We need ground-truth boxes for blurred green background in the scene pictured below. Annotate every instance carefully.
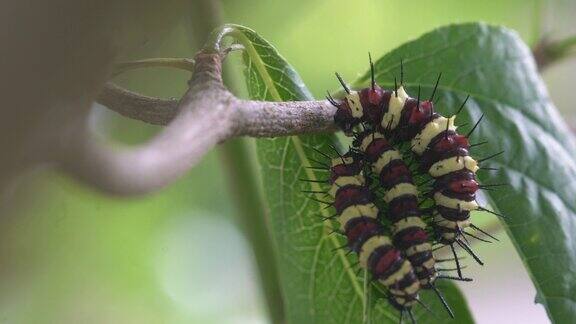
[2,0,575,323]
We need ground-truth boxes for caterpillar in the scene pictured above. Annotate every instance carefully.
[328,58,502,272]
[301,57,505,322]
[305,150,422,321]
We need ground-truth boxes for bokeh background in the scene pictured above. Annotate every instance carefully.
[2,0,575,323]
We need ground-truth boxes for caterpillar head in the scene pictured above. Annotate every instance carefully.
[333,104,357,134]
[332,91,364,134]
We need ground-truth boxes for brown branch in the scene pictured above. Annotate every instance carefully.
[97,83,178,125]
[59,50,336,195]
[97,83,336,135]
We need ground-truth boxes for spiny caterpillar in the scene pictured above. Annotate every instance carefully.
[327,57,503,272]
[302,56,504,323]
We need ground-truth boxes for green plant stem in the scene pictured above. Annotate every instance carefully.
[188,1,285,323]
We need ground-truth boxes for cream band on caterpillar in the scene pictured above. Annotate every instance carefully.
[338,204,379,231]
[383,183,419,203]
[433,192,479,211]
[328,175,366,196]
[418,257,436,270]
[434,214,471,230]
[390,217,428,234]
[391,280,421,295]
[411,116,457,155]
[380,260,413,286]
[345,91,364,118]
[358,235,391,268]
[360,131,385,151]
[381,86,409,130]
[405,243,433,256]
[373,150,403,173]
[429,156,479,177]
[330,156,355,167]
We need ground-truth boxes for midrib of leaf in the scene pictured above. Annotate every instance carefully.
[234,29,394,319]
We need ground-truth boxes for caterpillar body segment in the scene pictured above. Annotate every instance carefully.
[353,131,437,288]
[324,153,422,310]
[399,106,481,245]
[331,72,391,134]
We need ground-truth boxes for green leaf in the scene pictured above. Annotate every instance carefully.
[352,22,576,323]
[219,24,473,323]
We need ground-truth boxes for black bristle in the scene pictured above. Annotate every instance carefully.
[335,72,351,94]
[456,239,484,265]
[469,140,488,148]
[369,53,376,90]
[477,150,504,163]
[431,284,454,319]
[471,223,500,241]
[466,114,484,138]
[326,91,338,106]
[464,231,492,243]
[308,158,329,168]
[455,94,470,116]
[311,147,332,160]
[429,72,442,101]
[477,206,506,218]
[450,244,463,279]
[408,310,416,324]
[437,275,473,282]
